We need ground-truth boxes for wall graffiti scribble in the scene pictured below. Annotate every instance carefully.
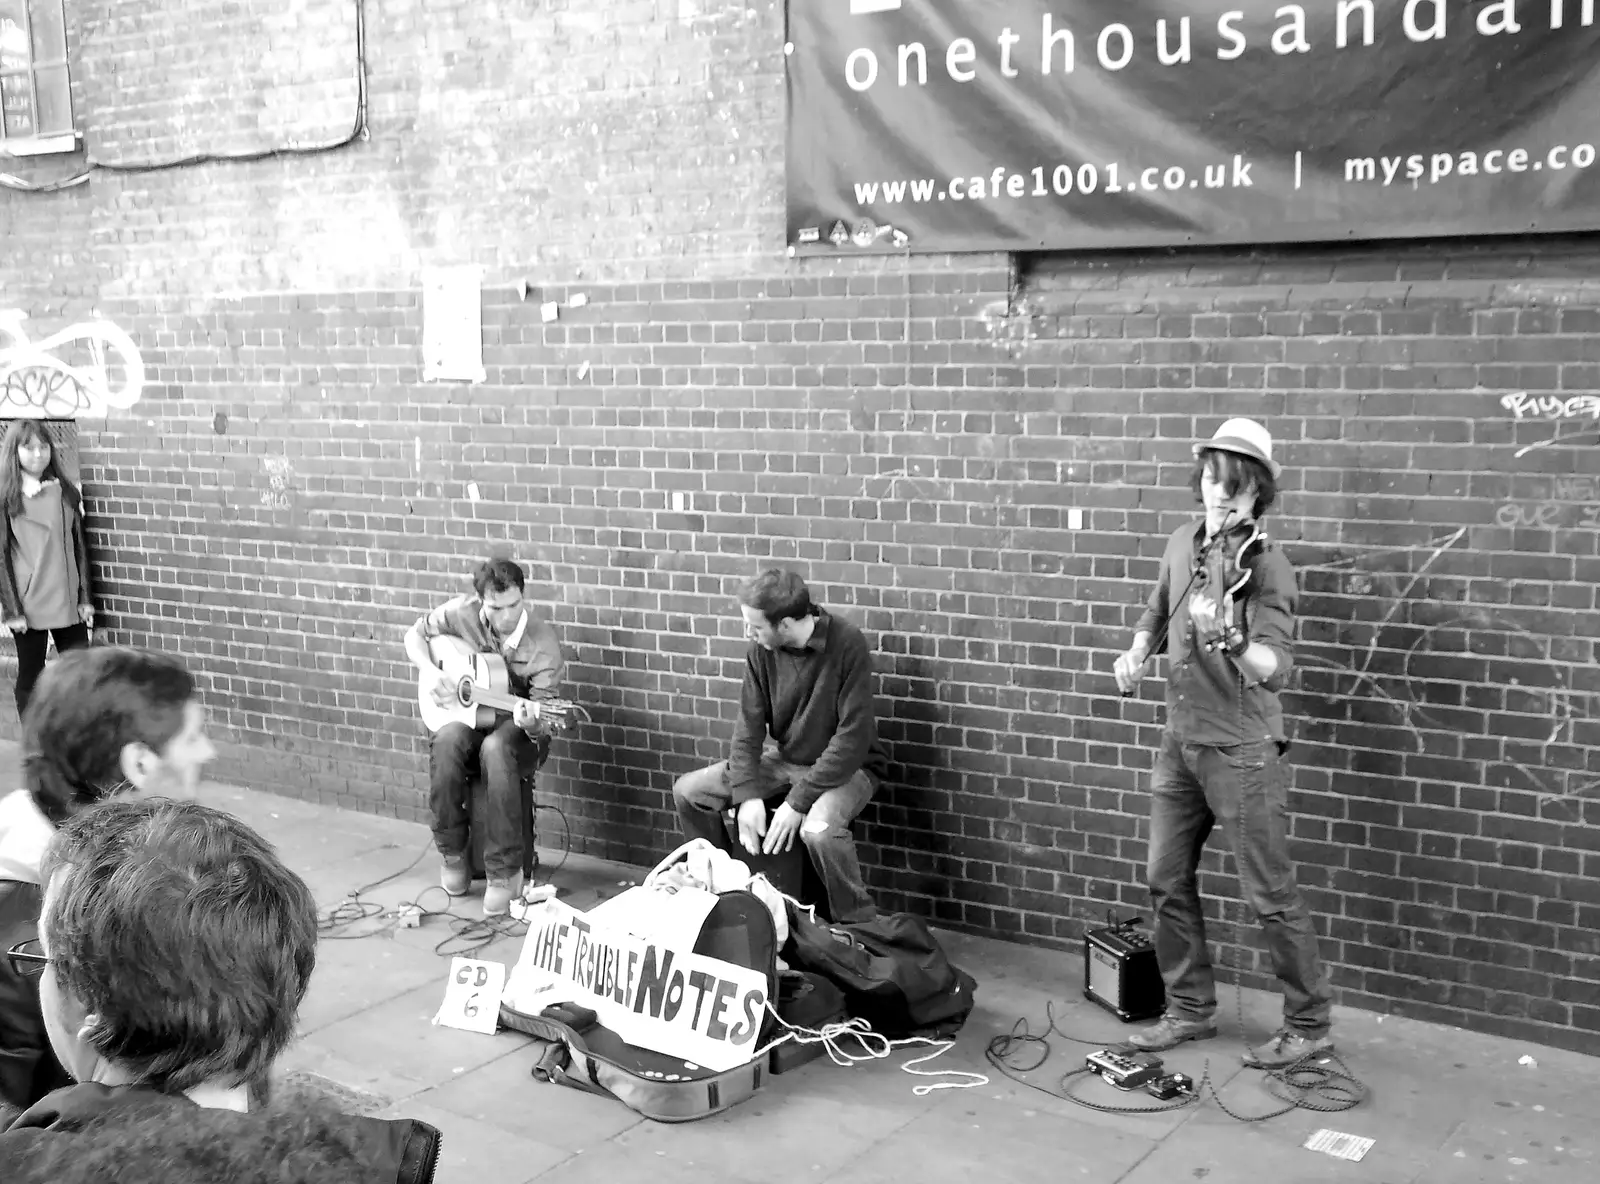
[1292,527,1600,805]
[0,310,146,417]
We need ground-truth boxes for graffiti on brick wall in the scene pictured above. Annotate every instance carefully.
[1501,390,1600,460]
[1495,391,1600,528]
[0,311,146,417]
[260,456,294,510]
[1294,527,1600,805]
[1495,476,1600,530]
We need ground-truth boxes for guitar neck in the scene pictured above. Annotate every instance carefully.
[471,685,526,714]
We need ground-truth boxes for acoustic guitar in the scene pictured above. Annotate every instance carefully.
[417,635,587,734]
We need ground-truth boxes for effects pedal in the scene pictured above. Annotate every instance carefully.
[1083,919,1165,1022]
[1085,1048,1165,1091]
[1146,1072,1195,1100]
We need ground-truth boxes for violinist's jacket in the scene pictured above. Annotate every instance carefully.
[1132,518,1296,747]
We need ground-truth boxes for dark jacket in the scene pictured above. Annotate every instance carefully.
[1,1082,441,1183]
[1132,517,1297,745]
[0,480,93,623]
[0,878,72,1124]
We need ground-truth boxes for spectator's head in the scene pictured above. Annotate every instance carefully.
[472,557,528,636]
[736,569,817,651]
[35,798,317,1097]
[0,419,78,517]
[1189,418,1281,522]
[23,647,216,827]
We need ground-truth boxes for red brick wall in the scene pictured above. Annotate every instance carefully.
[1,0,1597,1054]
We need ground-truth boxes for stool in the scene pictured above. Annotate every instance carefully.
[466,733,551,882]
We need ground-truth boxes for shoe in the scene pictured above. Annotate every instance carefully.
[484,873,524,917]
[439,853,470,897]
[1242,1029,1334,1069]
[1117,1012,1219,1053]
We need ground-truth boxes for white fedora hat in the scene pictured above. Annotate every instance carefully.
[1193,417,1282,479]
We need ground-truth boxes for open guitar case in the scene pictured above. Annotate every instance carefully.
[499,888,779,1122]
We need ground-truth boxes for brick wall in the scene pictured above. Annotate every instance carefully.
[1,0,1597,1053]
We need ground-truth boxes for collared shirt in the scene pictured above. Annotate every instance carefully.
[0,789,53,884]
[418,594,564,699]
[729,609,889,812]
[1134,517,1297,746]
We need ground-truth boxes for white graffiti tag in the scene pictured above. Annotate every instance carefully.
[1500,392,1600,421]
[0,311,146,417]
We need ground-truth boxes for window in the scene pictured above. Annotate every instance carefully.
[0,0,75,156]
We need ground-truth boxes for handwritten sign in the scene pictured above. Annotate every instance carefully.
[433,957,506,1035]
[503,899,768,1073]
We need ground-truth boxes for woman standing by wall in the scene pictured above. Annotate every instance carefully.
[0,421,94,718]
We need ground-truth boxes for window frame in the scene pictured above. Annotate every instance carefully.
[0,0,78,157]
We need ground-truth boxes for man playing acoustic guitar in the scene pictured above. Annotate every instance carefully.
[405,557,566,917]
[1112,419,1335,1070]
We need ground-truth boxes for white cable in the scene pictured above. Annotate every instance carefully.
[758,1003,987,1095]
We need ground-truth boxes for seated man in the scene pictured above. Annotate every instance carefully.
[404,556,566,916]
[1,646,218,1123]
[672,569,887,923]
[0,798,438,1183]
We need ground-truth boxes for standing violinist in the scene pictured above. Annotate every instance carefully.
[1111,418,1335,1069]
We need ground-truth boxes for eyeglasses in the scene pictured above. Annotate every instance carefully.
[6,938,49,978]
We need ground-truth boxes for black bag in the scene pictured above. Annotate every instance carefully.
[767,968,849,1075]
[782,907,977,1039]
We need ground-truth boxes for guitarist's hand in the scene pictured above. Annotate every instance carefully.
[513,700,538,729]
[428,668,457,708]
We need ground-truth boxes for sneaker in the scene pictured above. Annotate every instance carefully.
[483,873,524,918]
[1242,1029,1334,1069]
[1117,1012,1219,1053]
[439,853,470,897]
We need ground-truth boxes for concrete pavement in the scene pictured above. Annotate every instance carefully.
[4,742,1595,1183]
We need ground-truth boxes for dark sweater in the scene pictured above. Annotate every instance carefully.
[729,609,889,812]
[1,1082,440,1184]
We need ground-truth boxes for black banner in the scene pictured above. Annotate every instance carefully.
[786,1,1600,255]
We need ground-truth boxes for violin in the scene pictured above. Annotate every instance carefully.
[1191,518,1265,655]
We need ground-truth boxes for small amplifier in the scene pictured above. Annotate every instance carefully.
[1083,921,1165,1022]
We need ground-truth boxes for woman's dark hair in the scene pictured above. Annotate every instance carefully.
[40,798,318,1095]
[1188,448,1278,520]
[737,569,816,627]
[472,556,526,598]
[22,647,196,826]
[0,419,82,520]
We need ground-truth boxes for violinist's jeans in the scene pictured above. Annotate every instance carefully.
[1146,732,1333,1036]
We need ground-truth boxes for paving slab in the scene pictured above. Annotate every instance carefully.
[405,1039,644,1152]
[1,741,1596,1184]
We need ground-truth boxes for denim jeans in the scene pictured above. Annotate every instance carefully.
[673,750,878,923]
[1147,731,1333,1036]
[430,720,534,880]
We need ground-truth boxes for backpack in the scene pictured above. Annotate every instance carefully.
[499,888,778,1123]
[782,908,977,1039]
